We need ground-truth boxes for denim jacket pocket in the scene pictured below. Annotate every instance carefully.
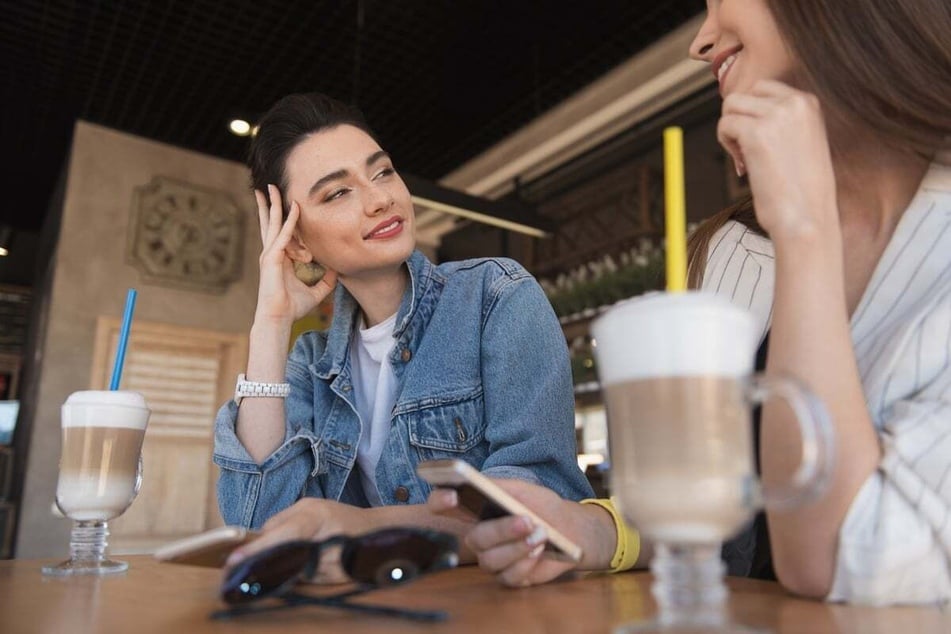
[406,390,488,464]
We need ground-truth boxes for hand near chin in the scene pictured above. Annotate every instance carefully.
[427,479,581,587]
[254,185,338,325]
[717,80,839,240]
[224,498,365,584]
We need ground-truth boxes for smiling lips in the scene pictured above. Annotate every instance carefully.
[712,46,742,90]
[364,216,403,240]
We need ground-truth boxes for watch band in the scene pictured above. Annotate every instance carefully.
[234,373,291,406]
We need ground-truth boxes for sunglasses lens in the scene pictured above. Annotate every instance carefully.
[343,529,458,586]
[221,542,313,604]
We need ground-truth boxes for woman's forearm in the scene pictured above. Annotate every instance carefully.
[764,228,881,598]
[236,318,294,463]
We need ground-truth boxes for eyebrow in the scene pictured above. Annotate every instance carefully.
[307,150,391,198]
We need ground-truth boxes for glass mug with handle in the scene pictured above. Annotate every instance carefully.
[43,390,150,576]
[591,292,834,633]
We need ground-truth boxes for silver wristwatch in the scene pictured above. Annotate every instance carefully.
[233,373,291,406]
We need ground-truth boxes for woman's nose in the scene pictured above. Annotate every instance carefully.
[689,13,718,62]
[364,184,393,215]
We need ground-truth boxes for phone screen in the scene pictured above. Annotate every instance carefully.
[448,484,509,521]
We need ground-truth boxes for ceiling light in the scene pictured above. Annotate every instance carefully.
[400,174,552,238]
[0,226,10,256]
[228,119,252,136]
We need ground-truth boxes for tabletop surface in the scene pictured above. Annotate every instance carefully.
[1,555,949,633]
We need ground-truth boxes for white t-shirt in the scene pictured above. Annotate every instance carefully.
[349,312,398,507]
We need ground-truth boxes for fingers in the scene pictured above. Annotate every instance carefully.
[301,267,337,305]
[254,189,269,245]
[717,113,749,177]
[426,488,460,514]
[495,546,547,587]
[257,184,292,251]
[224,524,294,569]
[473,518,546,573]
[275,200,300,247]
[465,514,534,554]
[721,93,775,118]
[225,500,320,568]
[266,184,283,241]
[465,516,575,588]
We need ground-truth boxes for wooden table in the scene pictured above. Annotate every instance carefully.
[1,556,948,633]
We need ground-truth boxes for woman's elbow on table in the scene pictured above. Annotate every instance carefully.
[773,557,834,600]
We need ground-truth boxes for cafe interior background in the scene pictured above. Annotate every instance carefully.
[0,0,750,560]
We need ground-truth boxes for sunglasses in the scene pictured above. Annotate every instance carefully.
[212,527,459,622]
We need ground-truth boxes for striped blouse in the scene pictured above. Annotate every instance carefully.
[701,155,951,605]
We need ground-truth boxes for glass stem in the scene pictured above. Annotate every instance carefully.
[69,520,111,564]
[650,542,728,627]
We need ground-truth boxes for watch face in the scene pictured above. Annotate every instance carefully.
[129,176,245,293]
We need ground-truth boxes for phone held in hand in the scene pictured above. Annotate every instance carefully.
[154,526,259,567]
[416,459,583,564]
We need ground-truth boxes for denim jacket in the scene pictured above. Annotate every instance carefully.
[214,250,592,528]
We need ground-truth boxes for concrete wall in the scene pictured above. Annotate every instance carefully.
[16,122,260,557]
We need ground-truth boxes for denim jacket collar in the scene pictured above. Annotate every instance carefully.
[313,250,435,380]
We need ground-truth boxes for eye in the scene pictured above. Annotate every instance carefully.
[373,166,395,180]
[325,187,351,202]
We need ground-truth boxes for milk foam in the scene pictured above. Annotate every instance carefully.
[591,291,756,384]
[62,390,150,429]
[613,475,754,543]
[56,475,137,521]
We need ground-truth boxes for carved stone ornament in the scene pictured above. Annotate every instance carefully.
[128,176,244,293]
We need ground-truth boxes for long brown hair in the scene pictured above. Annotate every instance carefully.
[687,0,951,288]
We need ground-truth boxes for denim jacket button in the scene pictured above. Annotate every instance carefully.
[401,348,412,363]
[394,486,410,502]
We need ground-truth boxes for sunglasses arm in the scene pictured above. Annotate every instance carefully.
[210,587,448,622]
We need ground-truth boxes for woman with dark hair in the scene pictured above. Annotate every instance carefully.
[213,92,592,562]
[434,0,951,604]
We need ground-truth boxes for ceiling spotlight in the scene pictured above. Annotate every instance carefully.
[0,226,11,256]
[228,119,252,136]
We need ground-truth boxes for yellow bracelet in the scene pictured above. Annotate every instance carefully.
[580,497,640,573]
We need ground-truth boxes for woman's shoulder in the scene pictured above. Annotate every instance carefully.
[706,220,774,266]
[434,256,533,284]
[287,329,329,364]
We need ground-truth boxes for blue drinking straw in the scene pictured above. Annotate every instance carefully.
[109,288,138,390]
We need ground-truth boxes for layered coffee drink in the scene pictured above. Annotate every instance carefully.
[55,391,149,521]
[592,292,760,544]
[592,290,833,632]
[603,375,754,543]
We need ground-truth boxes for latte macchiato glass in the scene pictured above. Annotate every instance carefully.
[42,390,150,576]
[592,292,834,633]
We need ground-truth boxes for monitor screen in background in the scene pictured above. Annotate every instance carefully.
[0,401,19,445]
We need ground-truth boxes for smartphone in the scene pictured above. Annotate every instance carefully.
[416,459,583,563]
[153,526,259,567]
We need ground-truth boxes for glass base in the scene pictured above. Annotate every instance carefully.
[42,558,128,576]
[41,519,128,577]
[612,543,770,634]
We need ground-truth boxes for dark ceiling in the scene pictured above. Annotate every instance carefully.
[1,0,704,234]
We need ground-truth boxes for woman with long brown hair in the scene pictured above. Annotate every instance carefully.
[431,0,951,604]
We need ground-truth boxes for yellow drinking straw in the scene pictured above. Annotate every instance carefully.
[663,126,687,292]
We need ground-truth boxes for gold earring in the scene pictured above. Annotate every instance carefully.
[293,260,327,286]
